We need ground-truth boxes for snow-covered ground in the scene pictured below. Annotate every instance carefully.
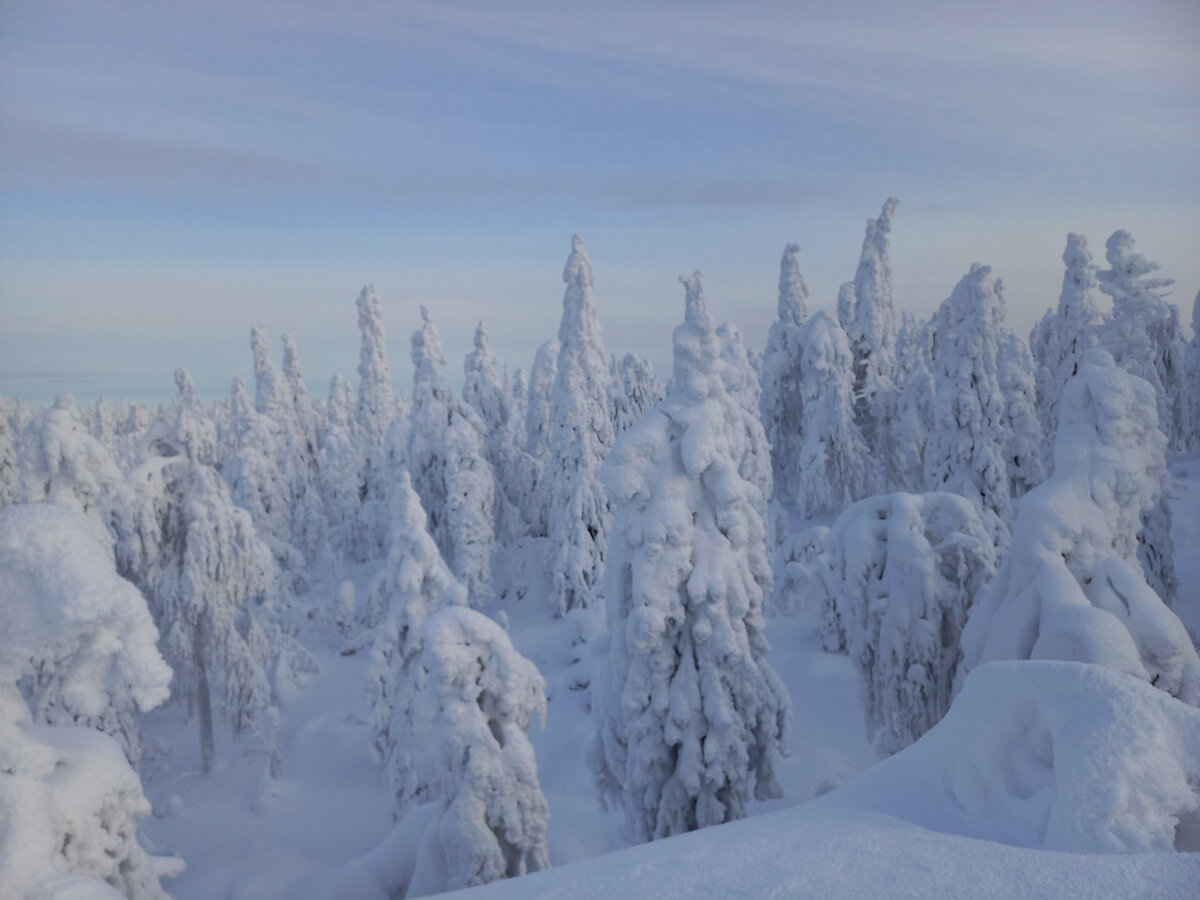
[129,457,1200,898]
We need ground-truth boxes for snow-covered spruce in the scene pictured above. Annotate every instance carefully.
[997,332,1046,500]
[759,242,809,504]
[464,319,531,541]
[592,272,789,843]
[892,312,934,492]
[545,236,614,616]
[404,606,549,894]
[408,306,495,604]
[924,264,1014,550]
[818,492,996,755]
[279,333,330,569]
[365,470,468,815]
[793,312,882,519]
[0,396,20,510]
[120,370,281,771]
[0,502,176,898]
[16,392,128,546]
[610,352,665,436]
[222,376,308,593]
[317,373,362,559]
[846,197,901,484]
[959,349,1200,706]
[1029,234,1103,451]
[1098,229,1191,453]
[717,321,773,518]
[520,339,560,537]
[354,284,396,561]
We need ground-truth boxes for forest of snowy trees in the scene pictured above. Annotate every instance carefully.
[2,205,1199,898]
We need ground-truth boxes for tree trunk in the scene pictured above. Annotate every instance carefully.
[197,617,215,774]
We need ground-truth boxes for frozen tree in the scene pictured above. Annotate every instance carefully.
[959,349,1200,706]
[222,377,306,592]
[120,370,278,772]
[0,503,176,899]
[1097,231,1183,598]
[846,197,900,480]
[16,393,127,545]
[1098,229,1190,452]
[2,502,173,765]
[405,606,550,895]
[356,284,396,560]
[924,264,1013,549]
[408,307,495,603]
[279,333,329,567]
[251,325,290,424]
[997,332,1046,499]
[717,321,774,514]
[610,353,665,435]
[365,471,468,813]
[1029,234,1103,445]
[0,396,18,510]
[592,272,789,843]
[759,242,809,503]
[546,236,614,615]
[793,312,882,519]
[836,281,855,334]
[520,339,560,537]
[464,320,528,540]
[892,312,934,492]
[318,373,361,557]
[819,492,996,755]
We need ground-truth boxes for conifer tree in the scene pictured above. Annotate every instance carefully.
[592,272,789,843]
[759,243,809,503]
[546,236,614,615]
[408,307,495,603]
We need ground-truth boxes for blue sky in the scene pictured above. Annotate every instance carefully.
[2,0,1198,404]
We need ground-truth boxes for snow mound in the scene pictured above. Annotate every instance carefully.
[817,660,1200,853]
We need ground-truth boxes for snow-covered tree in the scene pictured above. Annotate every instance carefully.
[120,370,278,772]
[365,471,468,813]
[520,339,560,537]
[592,272,789,843]
[717,321,774,513]
[546,236,614,615]
[819,492,996,755]
[0,503,176,899]
[3,502,173,765]
[610,352,665,435]
[997,332,1046,499]
[222,377,306,592]
[846,197,900,481]
[16,393,126,545]
[318,373,361,558]
[836,281,855,334]
[759,242,809,503]
[408,306,495,603]
[0,396,19,510]
[924,264,1013,549]
[892,312,934,492]
[464,320,528,540]
[793,312,882,519]
[1098,229,1190,452]
[355,284,396,560]
[959,349,1200,706]
[1029,234,1103,445]
[405,606,550,894]
[279,333,328,567]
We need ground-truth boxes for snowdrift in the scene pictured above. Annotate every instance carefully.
[447,661,1200,899]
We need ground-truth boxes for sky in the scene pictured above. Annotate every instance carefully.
[2,0,1198,405]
